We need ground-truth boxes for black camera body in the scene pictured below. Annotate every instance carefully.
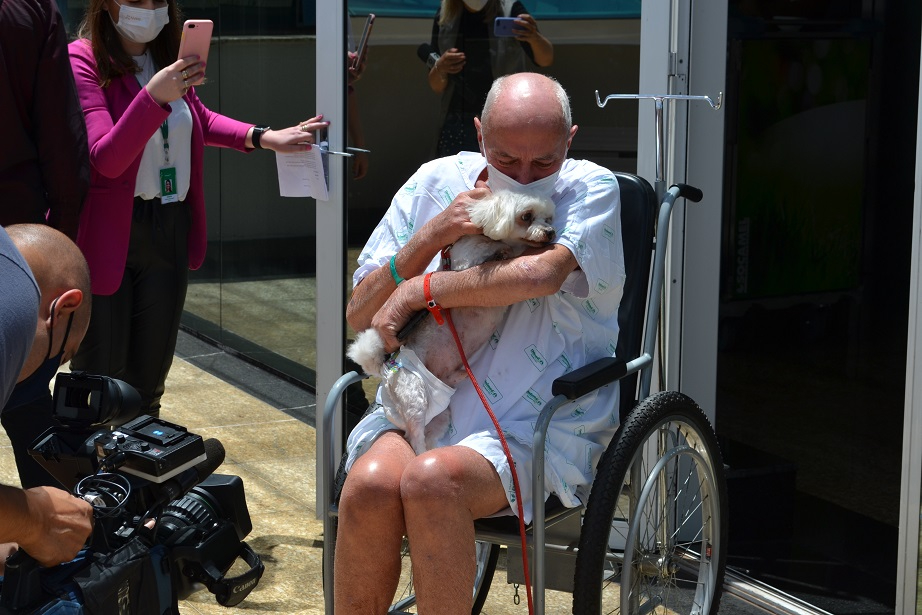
[1,372,263,613]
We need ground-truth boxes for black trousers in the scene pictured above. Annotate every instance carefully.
[71,197,191,416]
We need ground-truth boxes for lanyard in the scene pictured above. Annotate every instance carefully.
[160,120,170,165]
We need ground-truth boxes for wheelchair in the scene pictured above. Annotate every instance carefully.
[320,171,729,614]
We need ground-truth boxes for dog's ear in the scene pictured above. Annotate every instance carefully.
[470,192,515,240]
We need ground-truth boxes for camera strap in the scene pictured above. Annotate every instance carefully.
[190,541,263,608]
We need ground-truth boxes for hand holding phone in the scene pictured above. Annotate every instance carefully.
[493,16,519,38]
[178,19,213,65]
[352,13,375,70]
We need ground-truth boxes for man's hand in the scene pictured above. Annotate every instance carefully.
[369,276,428,354]
[19,486,93,567]
[416,181,492,250]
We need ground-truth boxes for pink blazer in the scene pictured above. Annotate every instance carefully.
[69,39,253,295]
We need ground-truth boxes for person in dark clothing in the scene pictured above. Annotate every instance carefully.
[0,0,90,241]
[426,0,553,157]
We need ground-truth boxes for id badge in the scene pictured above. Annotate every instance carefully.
[160,167,179,204]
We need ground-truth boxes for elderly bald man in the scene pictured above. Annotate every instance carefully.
[335,72,626,613]
[0,224,93,571]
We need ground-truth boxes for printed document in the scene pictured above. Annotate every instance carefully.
[276,146,328,201]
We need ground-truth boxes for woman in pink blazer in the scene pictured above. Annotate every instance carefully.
[68,0,328,414]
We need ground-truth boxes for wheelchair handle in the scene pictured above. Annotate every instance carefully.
[673,183,703,203]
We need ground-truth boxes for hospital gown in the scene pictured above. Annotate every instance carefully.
[345,151,626,522]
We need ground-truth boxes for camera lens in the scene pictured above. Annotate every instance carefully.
[157,490,223,547]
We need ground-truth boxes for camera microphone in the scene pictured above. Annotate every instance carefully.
[196,438,226,481]
[416,43,440,70]
[153,438,226,504]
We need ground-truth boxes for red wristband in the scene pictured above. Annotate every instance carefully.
[423,272,445,325]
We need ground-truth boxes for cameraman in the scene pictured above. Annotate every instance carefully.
[3,224,93,488]
[0,224,94,571]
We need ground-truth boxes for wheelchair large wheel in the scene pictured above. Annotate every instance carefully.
[573,391,728,614]
[389,539,499,614]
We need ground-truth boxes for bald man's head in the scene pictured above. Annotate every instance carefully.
[5,224,91,381]
[480,73,572,142]
[475,73,578,186]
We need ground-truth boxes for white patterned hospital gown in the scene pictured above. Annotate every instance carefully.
[345,151,626,523]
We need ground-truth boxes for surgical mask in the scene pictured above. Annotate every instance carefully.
[486,163,561,200]
[110,0,169,44]
[462,0,489,11]
[5,298,74,410]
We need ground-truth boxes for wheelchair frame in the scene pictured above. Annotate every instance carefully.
[321,94,728,615]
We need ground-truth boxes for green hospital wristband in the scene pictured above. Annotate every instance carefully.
[389,254,405,285]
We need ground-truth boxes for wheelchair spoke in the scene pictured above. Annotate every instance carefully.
[574,392,727,615]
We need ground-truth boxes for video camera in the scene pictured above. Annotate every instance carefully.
[0,372,264,614]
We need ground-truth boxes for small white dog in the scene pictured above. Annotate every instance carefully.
[348,190,556,454]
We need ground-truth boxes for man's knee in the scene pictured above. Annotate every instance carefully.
[399,456,464,508]
[340,462,404,519]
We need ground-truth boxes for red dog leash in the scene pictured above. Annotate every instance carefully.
[423,272,535,615]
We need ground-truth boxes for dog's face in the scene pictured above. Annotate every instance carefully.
[468,190,556,248]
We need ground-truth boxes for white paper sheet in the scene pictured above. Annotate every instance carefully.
[275,146,328,201]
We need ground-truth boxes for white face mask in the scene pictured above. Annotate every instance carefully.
[462,0,489,11]
[486,163,561,200]
[110,0,169,44]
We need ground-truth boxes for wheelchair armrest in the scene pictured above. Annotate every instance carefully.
[551,357,626,400]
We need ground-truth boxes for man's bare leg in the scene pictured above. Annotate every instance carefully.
[334,432,415,613]
[401,445,509,614]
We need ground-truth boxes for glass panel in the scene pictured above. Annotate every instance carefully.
[348,0,641,19]
[717,1,913,609]
[178,2,643,396]
[182,0,319,385]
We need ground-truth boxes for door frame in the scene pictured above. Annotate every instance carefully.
[314,0,347,515]
[638,0,726,417]
[896,31,922,612]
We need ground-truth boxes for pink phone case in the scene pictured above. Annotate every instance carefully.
[178,19,213,64]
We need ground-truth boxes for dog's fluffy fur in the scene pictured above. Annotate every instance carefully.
[348,190,556,454]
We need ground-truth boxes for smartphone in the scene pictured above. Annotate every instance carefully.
[178,19,213,64]
[352,13,375,70]
[494,16,519,37]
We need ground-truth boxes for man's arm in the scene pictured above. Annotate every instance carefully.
[0,484,94,567]
[347,185,493,333]
[367,243,577,354]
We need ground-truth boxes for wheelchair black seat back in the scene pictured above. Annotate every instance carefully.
[320,172,728,615]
